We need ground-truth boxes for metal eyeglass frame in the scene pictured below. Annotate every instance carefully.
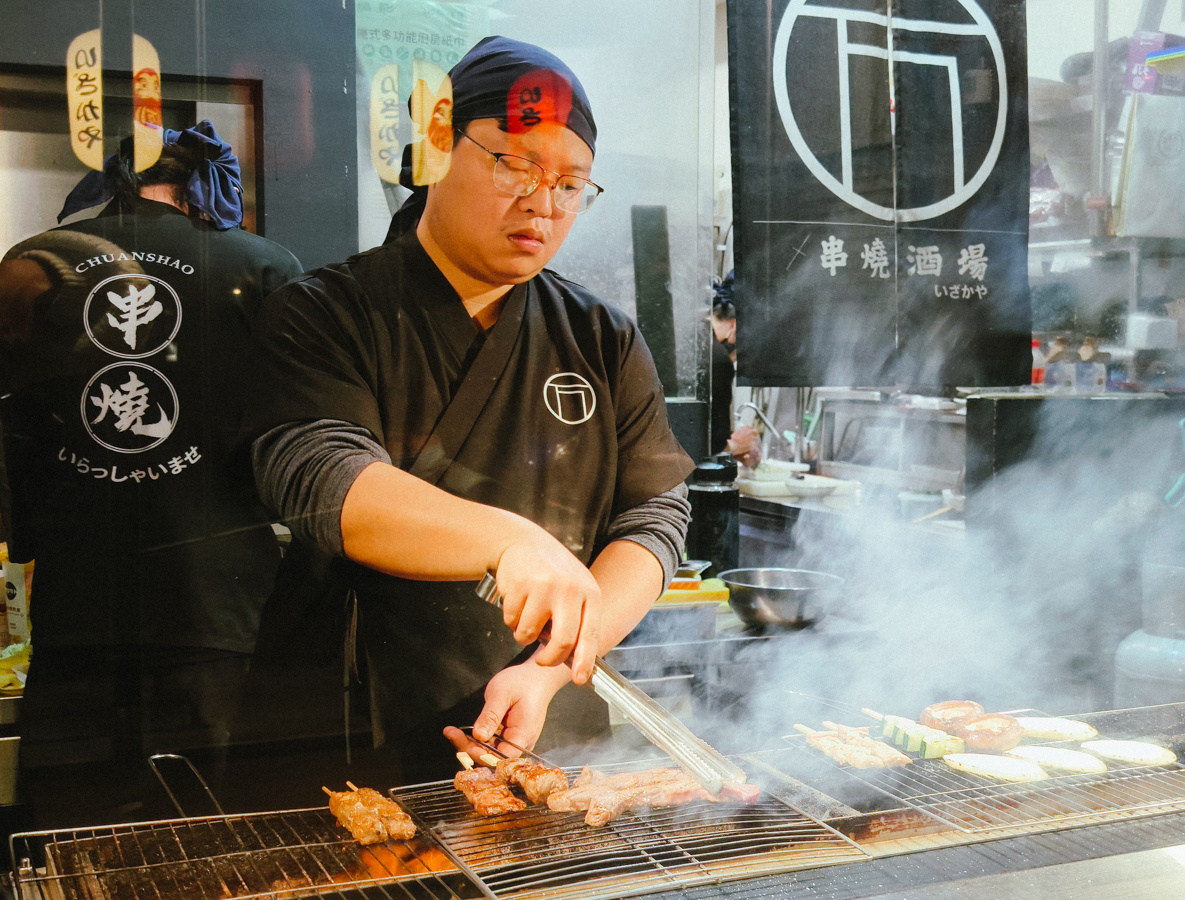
[460,130,603,214]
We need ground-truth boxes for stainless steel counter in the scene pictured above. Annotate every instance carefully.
[860,844,1185,900]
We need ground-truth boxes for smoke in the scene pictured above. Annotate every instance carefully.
[538,399,1185,773]
[698,396,1185,755]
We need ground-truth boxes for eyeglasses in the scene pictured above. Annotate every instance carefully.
[460,131,603,215]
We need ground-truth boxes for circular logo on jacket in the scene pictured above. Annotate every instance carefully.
[84,274,182,359]
[544,373,596,425]
[81,362,178,453]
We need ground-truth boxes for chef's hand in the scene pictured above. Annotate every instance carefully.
[726,426,762,469]
[494,538,602,684]
[443,655,571,758]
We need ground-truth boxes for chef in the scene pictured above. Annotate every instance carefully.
[0,122,303,825]
[246,36,693,782]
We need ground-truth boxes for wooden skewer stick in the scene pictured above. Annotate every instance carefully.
[861,707,885,721]
[793,723,820,736]
[479,752,501,768]
[321,786,334,797]
[912,505,954,524]
[822,720,869,734]
[456,751,474,770]
[346,781,360,792]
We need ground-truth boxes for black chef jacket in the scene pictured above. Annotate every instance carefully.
[1,198,303,654]
[247,227,693,770]
[1,199,302,825]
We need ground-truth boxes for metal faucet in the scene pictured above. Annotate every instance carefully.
[734,401,799,462]
[735,401,780,436]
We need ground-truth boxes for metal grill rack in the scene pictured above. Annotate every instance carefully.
[393,762,869,900]
[10,808,473,900]
[779,733,1185,834]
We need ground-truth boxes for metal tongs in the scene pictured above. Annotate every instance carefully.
[476,571,746,795]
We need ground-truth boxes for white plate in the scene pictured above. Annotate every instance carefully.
[739,474,839,497]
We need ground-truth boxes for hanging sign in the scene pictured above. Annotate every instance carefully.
[67,29,104,171]
[67,31,164,174]
[370,63,402,184]
[727,0,1031,388]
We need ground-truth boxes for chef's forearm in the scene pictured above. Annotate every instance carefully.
[588,540,667,652]
[254,419,538,575]
[341,460,540,579]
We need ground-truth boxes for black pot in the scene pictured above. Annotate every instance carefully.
[719,568,844,630]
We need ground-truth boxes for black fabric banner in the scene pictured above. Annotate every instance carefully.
[727,0,1031,388]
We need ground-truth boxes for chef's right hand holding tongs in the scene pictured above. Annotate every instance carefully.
[474,571,747,795]
[479,548,602,686]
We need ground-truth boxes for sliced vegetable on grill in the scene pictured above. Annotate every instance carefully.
[1014,716,1099,742]
[942,752,1048,782]
[1081,740,1177,767]
[1005,745,1108,774]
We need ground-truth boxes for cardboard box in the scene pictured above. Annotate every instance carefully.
[1127,31,1185,96]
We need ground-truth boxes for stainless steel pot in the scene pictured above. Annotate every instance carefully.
[719,567,844,629]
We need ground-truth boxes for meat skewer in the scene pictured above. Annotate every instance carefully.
[794,723,909,769]
[323,782,416,844]
[584,770,715,827]
[794,724,882,768]
[547,765,759,827]
[821,720,912,767]
[495,756,570,804]
[453,754,528,816]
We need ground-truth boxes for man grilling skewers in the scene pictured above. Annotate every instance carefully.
[245,37,693,783]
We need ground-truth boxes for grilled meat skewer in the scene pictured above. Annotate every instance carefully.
[323,783,416,844]
[454,766,529,816]
[495,756,569,803]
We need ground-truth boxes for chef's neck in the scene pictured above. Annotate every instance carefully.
[452,284,509,331]
[416,218,512,330]
[138,183,189,213]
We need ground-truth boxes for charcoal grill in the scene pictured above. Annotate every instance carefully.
[392,760,868,900]
[9,757,868,900]
[9,806,471,900]
[776,715,1185,833]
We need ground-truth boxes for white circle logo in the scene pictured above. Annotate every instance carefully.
[84,274,182,359]
[81,362,178,453]
[544,373,596,425]
[773,0,1007,222]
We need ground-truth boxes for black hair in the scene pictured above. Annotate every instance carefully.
[104,133,204,206]
[712,269,736,320]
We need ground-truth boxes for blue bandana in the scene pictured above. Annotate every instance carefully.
[58,120,244,229]
[398,35,596,192]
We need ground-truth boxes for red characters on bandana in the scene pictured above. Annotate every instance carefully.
[507,70,574,135]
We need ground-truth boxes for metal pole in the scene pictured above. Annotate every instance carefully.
[1091,0,1110,239]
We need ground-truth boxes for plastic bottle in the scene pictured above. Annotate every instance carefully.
[1075,336,1109,393]
[1031,338,1046,386]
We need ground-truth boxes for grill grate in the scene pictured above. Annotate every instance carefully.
[10,807,475,900]
[779,733,1185,833]
[392,761,868,900]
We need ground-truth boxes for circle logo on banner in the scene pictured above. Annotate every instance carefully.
[82,362,178,453]
[773,0,1007,222]
[85,274,182,359]
[544,373,596,425]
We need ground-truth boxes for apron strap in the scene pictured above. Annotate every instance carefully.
[408,281,529,485]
